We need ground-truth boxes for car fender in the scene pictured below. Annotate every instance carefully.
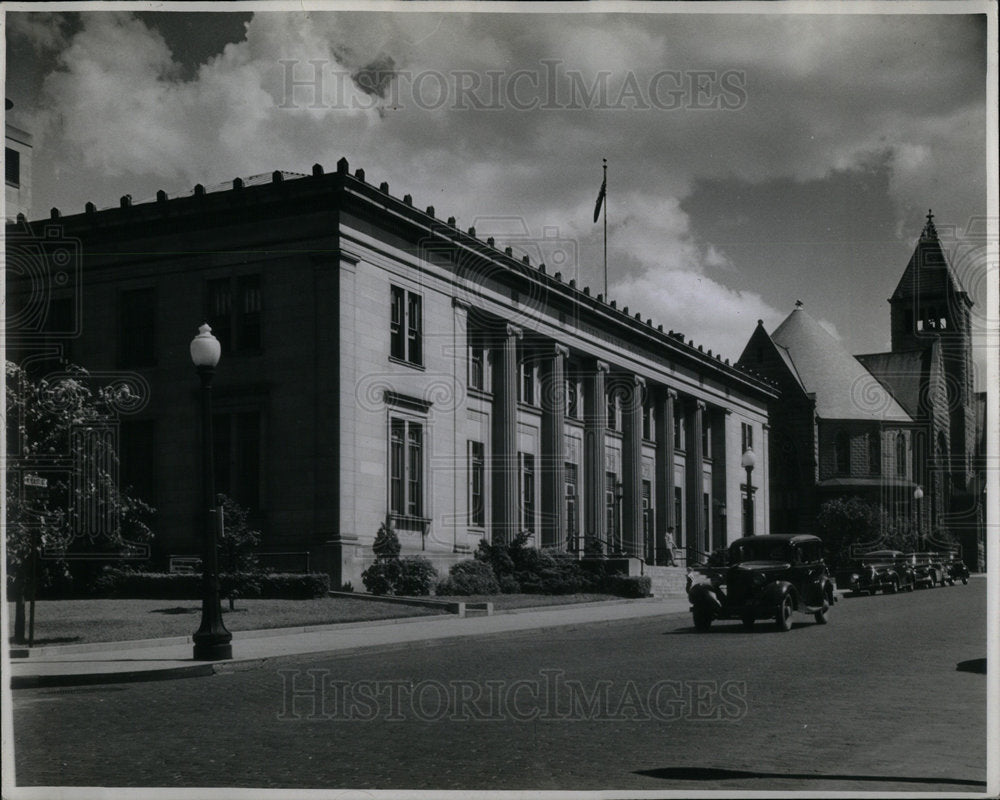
[759,580,796,610]
[688,582,722,612]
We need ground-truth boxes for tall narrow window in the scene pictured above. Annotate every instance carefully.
[120,420,156,505]
[520,452,536,533]
[607,391,618,431]
[741,422,754,454]
[519,353,535,405]
[565,463,578,547]
[390,286,423,366]
[238,274,262,351]
[673,412,684,451]
[869,432,882,475]
[469,337,486,391]
[5,147,20,186]
[896,432,906,478]
[120,288,157,368]
[212,410,262,509]
[642,480,652,554]
[835,430,850,475]
[702,415,711,455]
[642,405,652,440]
[674,485,684,547]
[208,274,262,353]
[606,471,619,549]
[566,376,579,418]
[469,441,485,527]
[389,418,424,518]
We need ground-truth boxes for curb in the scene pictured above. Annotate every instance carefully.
[11,663,217,689]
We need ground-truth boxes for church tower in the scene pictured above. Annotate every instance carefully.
[887,211,976,519]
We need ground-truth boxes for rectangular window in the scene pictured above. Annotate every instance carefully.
[213,410,262,509]
[390,286,422,366]
[520,452,536,533]
[674,486,684,547]
[741,423,754,454]
[468,440,485,527]
[389,418,423,518]
[238,274,262,352]
[642,405,652,440]
[607,391,618,431]
[120,288,157,368]
[469,344,485,391]
[702,415,711,456]
[565,462,578,546]
[519,359,535,405]
[207,274,263,354]
[120,420,156,504]
[566,376,579,418]
[642,479,652,554]
[606,471,619,550]
[673,412,684,451]
[703,492,711,550]
[5,147,20,186]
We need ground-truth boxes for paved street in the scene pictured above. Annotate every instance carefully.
[12,580,988,793]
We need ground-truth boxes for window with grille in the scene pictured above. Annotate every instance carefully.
[390,286,422,366]
[469,440,485,527]
[389,418,424,518]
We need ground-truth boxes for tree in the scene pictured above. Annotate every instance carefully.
[815,496,892,566]
[217,494,262,611]
[5,362,154,643]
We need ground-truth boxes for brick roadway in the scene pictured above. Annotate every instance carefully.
[12,580,988,793]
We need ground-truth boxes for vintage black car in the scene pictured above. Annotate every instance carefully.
[687,534,837,632]
[907,552,947,589]
[940,552,971,586]
[837,549,915,595]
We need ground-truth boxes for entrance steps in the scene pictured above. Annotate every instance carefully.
[643,565,689,598]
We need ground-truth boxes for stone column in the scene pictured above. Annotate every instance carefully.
[584,359,609,552]
[492,323,521,544]
[452,298,471,553]
[685,399,706,560]
[654,387,677,565]
[540,343,569,550]
[621,374,645,559]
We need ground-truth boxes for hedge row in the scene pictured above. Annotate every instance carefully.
[91,570,330,599]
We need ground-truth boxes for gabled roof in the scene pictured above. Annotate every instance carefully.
[890,211,971,306]
[855,348,933,419]
[769,304,912,422]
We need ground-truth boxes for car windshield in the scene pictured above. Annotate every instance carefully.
[730,540,793,563]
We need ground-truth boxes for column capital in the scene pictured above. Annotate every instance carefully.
[451,296,472,311]
[632,374,646,389]
[594,359,610,374]
[552,343,570,359]
[762,423,771,431]
[505,323,523,340]
[665,387,678,401]
[694,399,707,412]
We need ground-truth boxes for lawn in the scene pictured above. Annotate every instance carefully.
[7,593,624,646]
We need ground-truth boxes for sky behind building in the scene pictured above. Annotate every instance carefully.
[4,5,993,381]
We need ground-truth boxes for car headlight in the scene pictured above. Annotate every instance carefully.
[851,573,859,582]
[753,573,767,586]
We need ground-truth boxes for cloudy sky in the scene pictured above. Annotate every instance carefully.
[4,6,993,380]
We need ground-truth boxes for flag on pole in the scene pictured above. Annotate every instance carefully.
[593,173,606,223]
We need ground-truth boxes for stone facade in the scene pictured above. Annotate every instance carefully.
[6,159,777,587]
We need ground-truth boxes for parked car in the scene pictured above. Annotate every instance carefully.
[907,552,947,589]
[940,552,971,586]
[687,534,837,632]
[839,549,915,595]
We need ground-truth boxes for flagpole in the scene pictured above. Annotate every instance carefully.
[602,158,608,298]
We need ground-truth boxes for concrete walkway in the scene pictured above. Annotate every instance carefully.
[8,596,692,689]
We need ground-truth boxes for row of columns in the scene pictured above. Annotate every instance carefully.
[488,322,721,562]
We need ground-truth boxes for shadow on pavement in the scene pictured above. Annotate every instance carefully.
[956,658,986,674]
[635,766,986,788]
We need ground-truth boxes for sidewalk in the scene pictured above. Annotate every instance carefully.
[8,596,692,689]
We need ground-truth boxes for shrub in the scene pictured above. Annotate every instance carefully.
[361,560,402,596]
[605,574,652,598]
[474,537,515,578]
[498,574,521,594]
[435,559,501,596]
[88,569,329,599]
[372,521,401,561]
[396,557,438,596]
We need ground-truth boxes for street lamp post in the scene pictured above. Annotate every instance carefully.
[190,324,232,661]
[742,447,756,537]
[914,485,924,549]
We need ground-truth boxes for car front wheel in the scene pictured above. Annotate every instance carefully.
[775,595,793,632]
[693,609,713,632]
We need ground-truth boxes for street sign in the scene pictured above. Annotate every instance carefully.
[23,475,48,488]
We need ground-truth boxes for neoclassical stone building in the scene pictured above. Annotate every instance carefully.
[6,158,778,587]
[737,214,985,569]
